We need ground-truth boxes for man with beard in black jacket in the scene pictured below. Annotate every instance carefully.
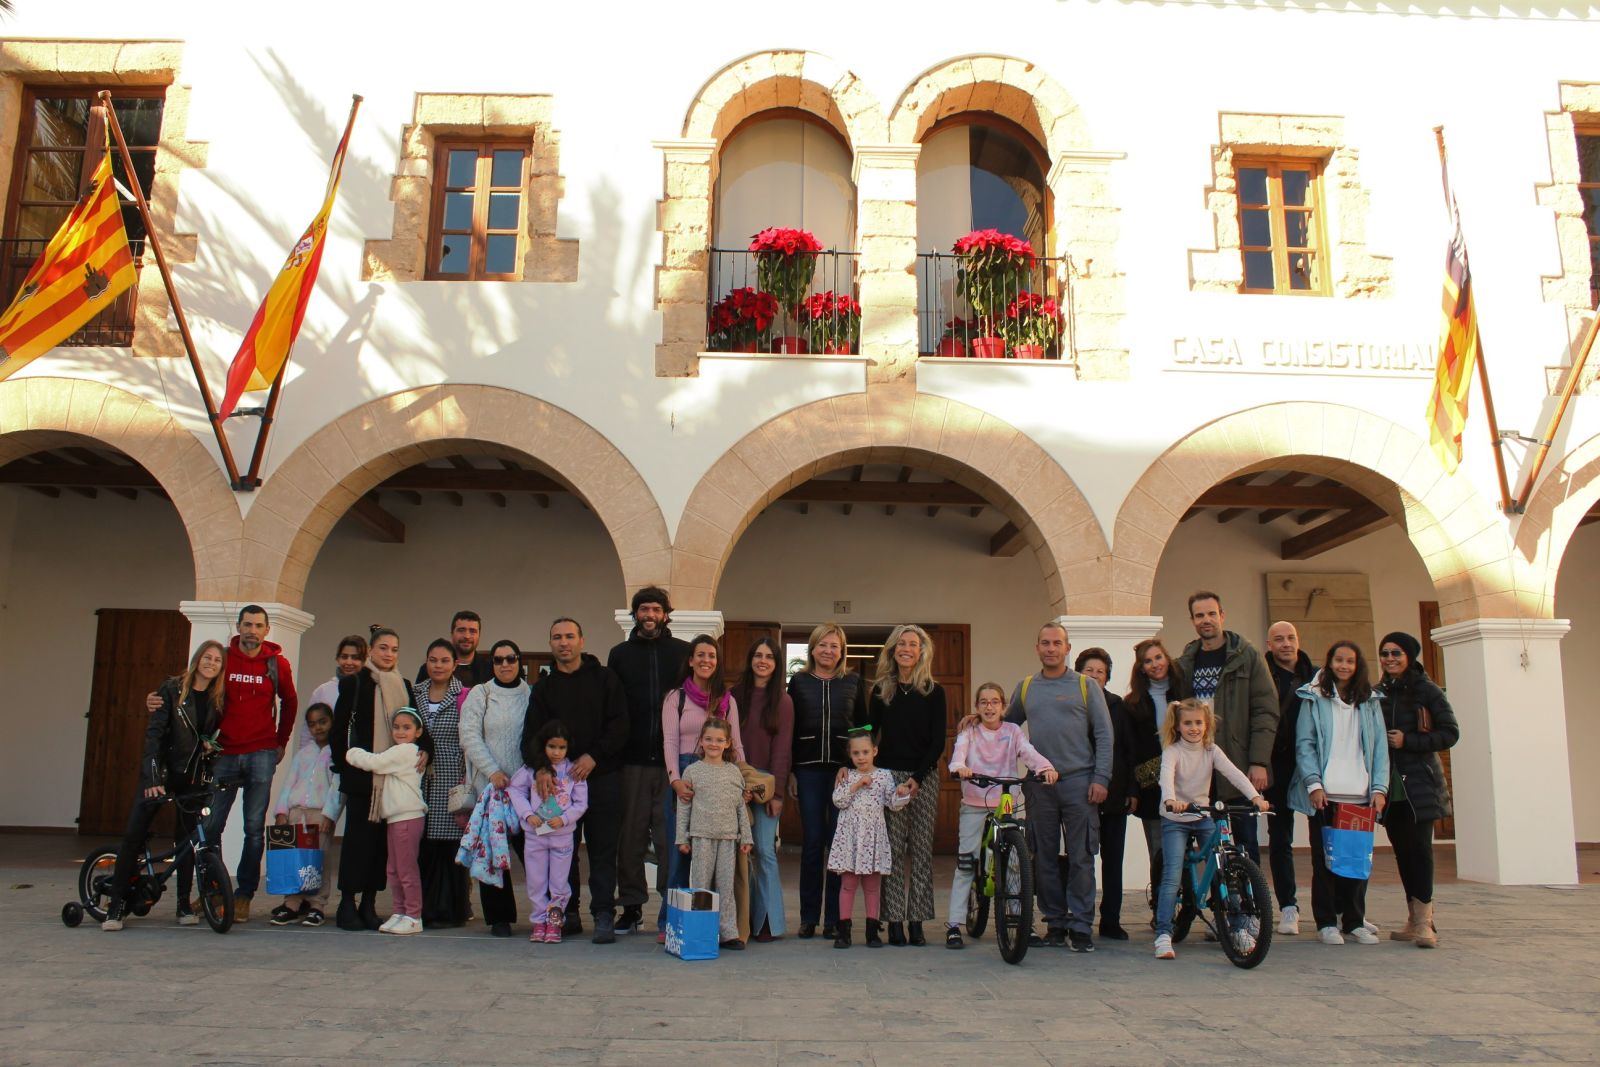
[1264,620,1315,936]
[607,586,690,936]
[525,617,629,943]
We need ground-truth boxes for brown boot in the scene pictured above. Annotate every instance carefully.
[234,896,252,923]
[1389,898,1418,942]
[1414,902,1437,948]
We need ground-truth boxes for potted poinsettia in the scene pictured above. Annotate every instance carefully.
[953,229,1034,358]
[1002,291,1064,359]
[706,287,778,352]
[751,226,824,351]
[799,290,862,354]
[936,316,975,357]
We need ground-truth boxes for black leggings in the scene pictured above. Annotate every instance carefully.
[1383,802,1436,904]
[112,794,197,913]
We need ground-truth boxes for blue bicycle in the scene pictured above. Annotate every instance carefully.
[1169,801,1273,969]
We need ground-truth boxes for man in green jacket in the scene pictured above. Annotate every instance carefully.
[1176,591,1280,863]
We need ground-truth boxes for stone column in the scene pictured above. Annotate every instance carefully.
[1432,618,1578,886]
[1047,150,1128,381]
[1059,614,1165,893]
[179,600,316,878]
[653,139,717,377]
[853,145,920,386]
[613,608,726,641]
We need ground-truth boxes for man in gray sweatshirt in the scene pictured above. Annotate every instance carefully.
[1006,621,1113,952]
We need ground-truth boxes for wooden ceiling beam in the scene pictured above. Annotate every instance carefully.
[1256,473,1318,524]
[488,492,508,508]
[1280,503,1394,560]
[0,462,155,487]
[378,468,563,492]
[990,521,1026,557]
[1195,483,1367,509]
[782,480,986,506]
[350,495,405,544]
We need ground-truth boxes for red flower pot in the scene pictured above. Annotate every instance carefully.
[935,337,965,357]
[732,340,759,353]
[771,335,809,354]
[971,336,1006,359]
[824,341,853,354]
[1012,344,1044,360]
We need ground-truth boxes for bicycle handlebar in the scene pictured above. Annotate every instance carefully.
[955,772,1034,788]
[1162,799,1275,816]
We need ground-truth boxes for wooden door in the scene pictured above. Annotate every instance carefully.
[925,624,970,854]
[78,608,192,835]
[1418,601,1455,840]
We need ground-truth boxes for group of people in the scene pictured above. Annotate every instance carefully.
[102,587,1459,962]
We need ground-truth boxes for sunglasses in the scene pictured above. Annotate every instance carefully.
[492,655,520,666]
[1377,650,1405,658]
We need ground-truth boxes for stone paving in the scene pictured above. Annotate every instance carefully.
[2,834,1597,1066]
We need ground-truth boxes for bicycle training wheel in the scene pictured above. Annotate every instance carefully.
[78,846,121,922]
[1213,853,1272,969]
[993,826,1033,965]
[965,877,990,939]
[195,851,235,933]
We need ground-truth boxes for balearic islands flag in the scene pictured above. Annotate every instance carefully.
[0,151,136,379]
[1427,177,1479,474]
[218,107,355,419]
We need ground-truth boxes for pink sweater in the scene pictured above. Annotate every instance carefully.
[663,689,745,781]
[949,722,1054,808]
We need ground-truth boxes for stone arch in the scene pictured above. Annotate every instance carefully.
[683,50,887,148]
[1110,402,1514,623]
[669,389,1109,612]
[0,376,242,598]
[1513,429,1600,616]
[889,54,1090,160]
[242,384,671,606]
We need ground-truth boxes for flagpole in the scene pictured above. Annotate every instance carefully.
[1435,127,1513,513]
[240,94,362,490]
[98,91,245,489]
[1511,309,1600,513]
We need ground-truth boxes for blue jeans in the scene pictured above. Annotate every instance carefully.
[1155,816,1214,936]
[1230,810,1261,864]
[794,765,841,927]
[747,780,786,937]
[205,748,277,897]
[656,753,698,929]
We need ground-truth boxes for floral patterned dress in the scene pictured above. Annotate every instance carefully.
[828,768,910,875]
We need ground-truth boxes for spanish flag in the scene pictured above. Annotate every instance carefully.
[0,151,136,380]
[219,100,358,419]
[1427,172,1478,474]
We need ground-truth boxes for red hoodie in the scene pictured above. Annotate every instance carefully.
[219,636,298,754]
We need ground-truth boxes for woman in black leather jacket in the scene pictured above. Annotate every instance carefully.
[1376,631,1459,949]
[102,641,225,930]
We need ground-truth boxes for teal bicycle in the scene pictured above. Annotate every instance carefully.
[960,773,1033,965]
[1169,800,1273,968]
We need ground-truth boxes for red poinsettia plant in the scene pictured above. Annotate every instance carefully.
[953,229,1035,334]
[751,227,824,315]
[707,287,779,351]
[1002,291,1064,350]
[798,290,862,353]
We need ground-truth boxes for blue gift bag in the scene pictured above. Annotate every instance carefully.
[664,887,720,961]
[1322,827,1374,880]
[265,824,323,895]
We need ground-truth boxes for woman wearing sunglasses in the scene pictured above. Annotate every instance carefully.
[459,639,533,937]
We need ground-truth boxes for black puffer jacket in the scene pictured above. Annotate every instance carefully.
[608,627,690,767]
[1104,691,1139,811]
[788,671,867,767]
[142,676,221,792]
[1267,650,1316,792]
[1378,666,1459,822]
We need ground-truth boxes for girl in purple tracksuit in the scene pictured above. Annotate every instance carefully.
[509,721,588,944]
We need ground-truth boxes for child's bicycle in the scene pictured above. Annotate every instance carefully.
[958,773,1033,965]
[1169,800,1273,968]
[62,777,235,934]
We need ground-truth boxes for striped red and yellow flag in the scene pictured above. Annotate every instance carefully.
[0,151,136,380]
[219,104,356,418]
[1427,187,1478,474]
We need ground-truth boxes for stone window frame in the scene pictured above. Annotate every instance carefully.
[363,93,576,284]
[0,39,205,359]
[1189,113,1393,299]
[1536,82,1600,391]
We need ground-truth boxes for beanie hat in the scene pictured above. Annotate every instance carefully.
[1379,631,1423,671]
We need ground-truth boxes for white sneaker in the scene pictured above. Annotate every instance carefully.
[100,916,124,931]
[391,916,423,936]
[1362,919,1380,935]
[1277,905,1300,935]
[1153,933,1175,959]
[379,914,403,933]
[1348,925,1380,945]
[1318,926,1345,945]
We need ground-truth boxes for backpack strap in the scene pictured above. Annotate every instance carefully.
[1020,673,1034,709]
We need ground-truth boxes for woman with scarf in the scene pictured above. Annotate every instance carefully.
[413,637,470,928]
[331,627,432,932]
[458,639,533,937]
[1125,637,1187,923]
[1375,631,1459,949]
[662,635,745,916]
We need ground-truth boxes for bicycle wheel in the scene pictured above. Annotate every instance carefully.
[1213,853,1272,969]
[78,846,121,922]
[965,877,990,939]
[195,850,234,933]
[1171,900,1198,944]
[993,826,1033,965]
